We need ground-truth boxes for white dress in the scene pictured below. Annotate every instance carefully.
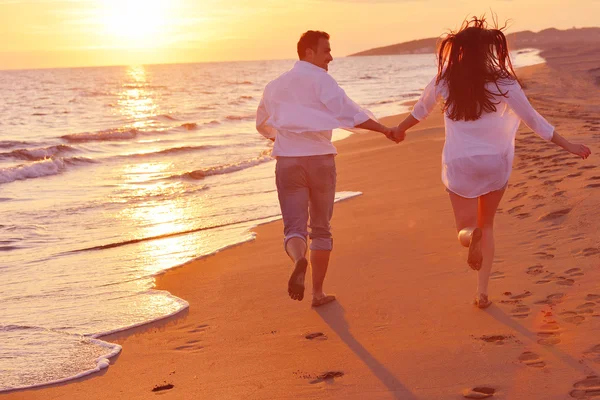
[411,77,555,198]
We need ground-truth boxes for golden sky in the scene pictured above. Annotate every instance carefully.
[0,0,597,69]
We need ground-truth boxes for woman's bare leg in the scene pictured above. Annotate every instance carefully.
[448,192,482,269]
[476,187,506,296]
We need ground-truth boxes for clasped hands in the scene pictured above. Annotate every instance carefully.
[384,126,406,144]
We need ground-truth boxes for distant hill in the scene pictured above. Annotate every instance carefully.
[348,27,600,56]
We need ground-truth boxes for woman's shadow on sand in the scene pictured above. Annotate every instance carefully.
[315,301,419,400]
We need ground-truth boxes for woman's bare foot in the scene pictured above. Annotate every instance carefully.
[473,293,492,309]
[311,292,336,307]
[467,227,483,270]
[288,258,308,301]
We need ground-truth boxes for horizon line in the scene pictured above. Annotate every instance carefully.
[1,24,597,72]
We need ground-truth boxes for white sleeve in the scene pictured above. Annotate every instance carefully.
[255,94,277,140]
[317,74,371,127]
[503,80,554,141]
[411,76,441,121]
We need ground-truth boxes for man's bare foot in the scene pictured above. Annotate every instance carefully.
[468,227,483,271]
[288,258,308,301]
[311,293,336,307]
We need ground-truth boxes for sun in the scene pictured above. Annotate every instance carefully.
[101,0,170,46]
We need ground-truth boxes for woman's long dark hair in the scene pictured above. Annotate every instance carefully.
[437,16,519,121]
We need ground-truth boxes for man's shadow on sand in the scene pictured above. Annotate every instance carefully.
[315,301,419,400]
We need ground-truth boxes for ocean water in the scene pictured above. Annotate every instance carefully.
[0,50,544,392]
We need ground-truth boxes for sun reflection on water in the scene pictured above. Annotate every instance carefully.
[117,161,199,274]
[116,65,159,130]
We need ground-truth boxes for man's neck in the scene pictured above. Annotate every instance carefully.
[299,59,325,71]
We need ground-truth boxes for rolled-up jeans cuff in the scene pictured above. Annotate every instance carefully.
[309,237,333,252]
[284,233,308,255]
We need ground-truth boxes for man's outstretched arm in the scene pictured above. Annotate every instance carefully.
[317,75,404,142]
[356,119,405,143]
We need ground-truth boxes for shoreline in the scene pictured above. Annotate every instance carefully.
[0,156,362,394]
[4,52,600,399]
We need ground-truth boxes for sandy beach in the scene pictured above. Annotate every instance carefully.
[5,51,600,399]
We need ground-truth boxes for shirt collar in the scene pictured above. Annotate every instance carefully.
[294,60,327,73]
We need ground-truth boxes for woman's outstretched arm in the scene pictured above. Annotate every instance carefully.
[504,80,591,159]
[397,114,421,132]
[393,76,439,140]
[551,131,592,159]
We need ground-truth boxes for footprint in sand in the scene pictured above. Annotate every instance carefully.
[584,345,600,364]
[500,299,521,305]
[579,165,597,170]
[533,270,553,284]
[538,208,572,222]
[508,205,524,214]
[511,304,531,319]
[544,179,564,186]
[188,324,209,333]
[571,233,586,242]
[560,311,586,325]
[490,271,505,280]
[586,294,600,302]
[581,248,600,257]
[305,332,327,341]
[511,291,533,300]
[152,383,174,392]
[479,334,513,344]
[174,338,204,351]
[537,330,561,346]
[516,213,532,219]
[586,183,600,189]
[526,265,546,276]
[588,176,600,180]
[536,315,561,345]
[543,272,557,280]
[569,375,600,399]
[553,190,567,197]
[309,371,344,384]
[556,277,576,286]
[566,268,585,277]
[576,303,597,314]
[567,172,583,178]
[463,387,496,399]
[513,182,528,188]
[530,194,545,200]
[535,293,566,306]
[534,251,555,259]
[519,351,546,368]
[540,321,560,331]
[552,156,572,164]
[509,192,527,202]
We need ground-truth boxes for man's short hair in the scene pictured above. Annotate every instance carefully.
[297,30,330,59]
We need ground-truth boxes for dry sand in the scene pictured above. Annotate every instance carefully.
[4,52,600,400]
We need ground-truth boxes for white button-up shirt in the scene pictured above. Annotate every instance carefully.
[256,61,371,157]
[412,76,554,198]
